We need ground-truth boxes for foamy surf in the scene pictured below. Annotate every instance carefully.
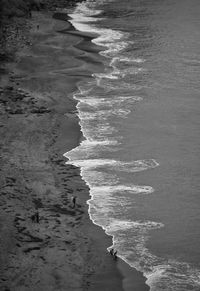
[105,219,200,291]
[65,158,159,172]
[64,0,200,290]
[145,262,200,291]
[111,56,146,64]
[77,95,143,106]
[90,184,154,194]
[106,219,164,233]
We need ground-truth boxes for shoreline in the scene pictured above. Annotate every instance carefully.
[62,8,150,291]
[0,5,149,291]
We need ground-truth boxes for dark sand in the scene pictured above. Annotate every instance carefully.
[0,9,149,291]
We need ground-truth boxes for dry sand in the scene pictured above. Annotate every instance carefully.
[0,9,149,291]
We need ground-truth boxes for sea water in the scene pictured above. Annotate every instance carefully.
[64,0,200,290]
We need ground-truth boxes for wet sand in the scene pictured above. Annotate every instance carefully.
[0,9,149,291]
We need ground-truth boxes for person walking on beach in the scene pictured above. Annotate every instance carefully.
[109,248,118,259]
[35,211,39,223]
[31,211,40,223]
[109,248,114,256]
[71,196,77,208]
[113,250,118,259]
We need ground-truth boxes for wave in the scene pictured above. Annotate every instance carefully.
[76,95,143,106]
[145,262,200,291]
[77,105,131,119]
[93,66,144,79]
[91,184,154,195]
[95,78,144,90]
[105,218,200,291]
[65,157,159,172]
[111,56,146,64]
[106,219,164,233]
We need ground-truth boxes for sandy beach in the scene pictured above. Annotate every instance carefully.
[0,5,149,291]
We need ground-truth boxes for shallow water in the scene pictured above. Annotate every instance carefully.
[65,0,200,290]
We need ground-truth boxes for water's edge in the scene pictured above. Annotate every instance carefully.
[59,9,150,291]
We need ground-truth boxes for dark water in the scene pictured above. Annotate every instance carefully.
[65,0,200,290]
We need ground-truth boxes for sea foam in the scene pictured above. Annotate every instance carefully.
[65,157,159,172]
[67,2,200,291]
[91,184,154,195]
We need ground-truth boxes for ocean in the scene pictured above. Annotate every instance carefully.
[64,0,200,290]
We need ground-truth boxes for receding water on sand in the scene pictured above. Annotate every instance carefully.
[65,0,200,290]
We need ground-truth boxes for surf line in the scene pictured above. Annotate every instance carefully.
[63,0,158,243]
[62,3,200,291]
[62,5,160,291]
[60,6,126,270]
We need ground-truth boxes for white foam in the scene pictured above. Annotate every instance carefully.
[65,158,117,168]
[94,66,144,79]
[93,69,120,80]
[77,95,142,107]
[78,107,131,119]
[69,14,100,23]
[67,2,200,291]
[109,57,146,78]
[91,184,154,195]
[74,86,93,97]
[95,78,144,90]
[111,56,145,65]
[69,1,130,60]
[91,122,116,135]
[104,217,200,291]
[71,6,102,19]
[80,138,117,147]
[80,169,119,187]
[69,10,127,52]
[120,159,159,172]
[73,0,115,17]
[99,41,131,58]
[96,32,126,44]
[106,219,164,233]
[145,263,200,291]
[65,139,119,159]
[65,157,159,173]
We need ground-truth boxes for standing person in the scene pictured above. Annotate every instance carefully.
[109,248,114,256]
[35,211,39,223]
[71,196,77,208]
[113,250,118,259]
[31,211,39,223]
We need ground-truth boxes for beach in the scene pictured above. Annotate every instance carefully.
[0,4,149,291]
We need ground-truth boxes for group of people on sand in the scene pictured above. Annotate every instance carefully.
[30,198,119,263]
[109,248,118,259]
[30,196,77,223]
